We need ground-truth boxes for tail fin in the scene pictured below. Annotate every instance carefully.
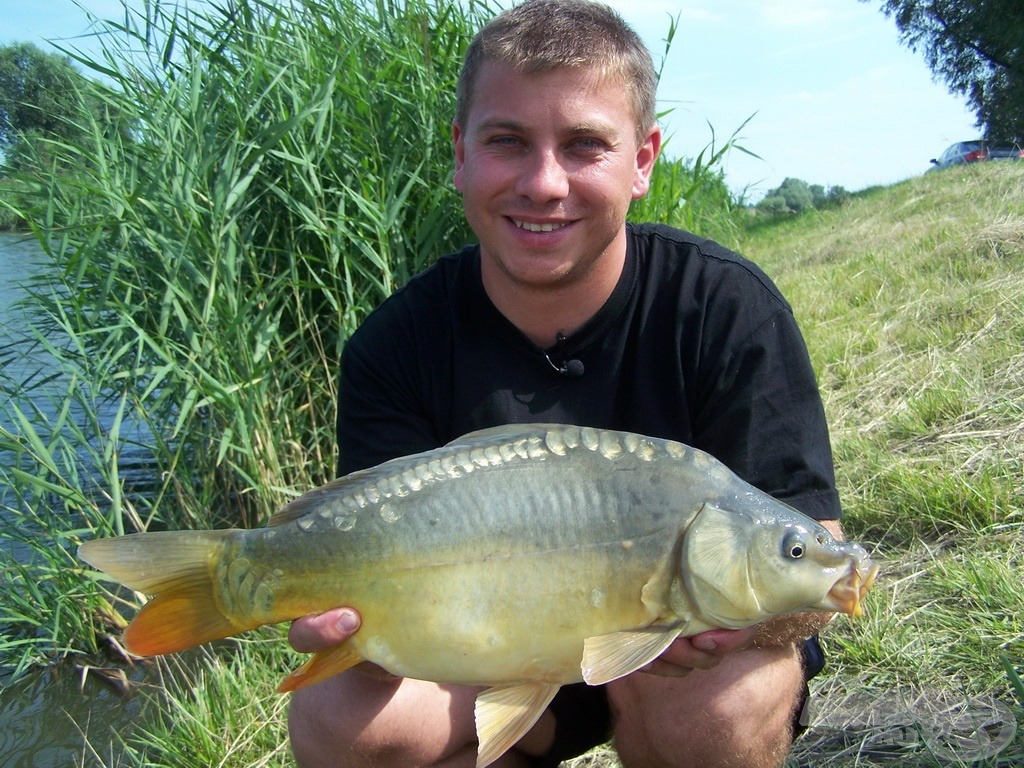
[79,530,244,656]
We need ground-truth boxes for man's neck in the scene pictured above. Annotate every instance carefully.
[481,250,626,349]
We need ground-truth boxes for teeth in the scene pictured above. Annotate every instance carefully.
[514,220,567,233]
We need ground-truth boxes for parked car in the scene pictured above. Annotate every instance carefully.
[929,140,1024,170]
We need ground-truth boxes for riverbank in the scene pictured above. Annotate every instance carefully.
[61,163,1024,768]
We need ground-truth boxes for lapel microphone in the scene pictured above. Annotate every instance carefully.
[544,333,585,378]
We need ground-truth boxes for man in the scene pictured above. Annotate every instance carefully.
[288,1,844,766]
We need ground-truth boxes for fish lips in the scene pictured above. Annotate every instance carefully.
[817,558,879,617]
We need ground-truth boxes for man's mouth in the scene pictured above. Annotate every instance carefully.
[512,219,569,233]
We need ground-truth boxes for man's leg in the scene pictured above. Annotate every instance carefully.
[607,643,804,768]
[288,670,555,768]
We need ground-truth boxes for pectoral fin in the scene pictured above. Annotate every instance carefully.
[474,681,560,768]
[581,626,683,685]
[277,641,363,693]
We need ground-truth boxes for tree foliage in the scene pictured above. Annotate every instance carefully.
[757,178,850,214]
[0,42,89,150]
[868,0,1024,141]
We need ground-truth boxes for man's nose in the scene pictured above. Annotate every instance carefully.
[515,148,569,202]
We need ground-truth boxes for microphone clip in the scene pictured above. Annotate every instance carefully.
[544,333,585,378]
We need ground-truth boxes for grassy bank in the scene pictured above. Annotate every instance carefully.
[744,163,1024,767]
[64,165,1023,768]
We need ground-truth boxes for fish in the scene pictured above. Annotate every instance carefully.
[79,423,877,768]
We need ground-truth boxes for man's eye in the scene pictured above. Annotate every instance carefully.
[572,138,605,153]
[489,136,522,148]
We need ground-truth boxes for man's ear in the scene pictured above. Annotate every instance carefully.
[631,124,662,200]
[452,120,466,193]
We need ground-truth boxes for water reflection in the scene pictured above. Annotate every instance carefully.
[0,233,164,766]
[0,663,159,767]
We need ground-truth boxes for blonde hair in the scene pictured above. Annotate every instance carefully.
[455,0,657,145]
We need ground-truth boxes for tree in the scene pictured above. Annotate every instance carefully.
[756,177,814,214]
[0,42,90,151]
[757,178,850,215]
[866,0,1024,142]
[758,195,790,215]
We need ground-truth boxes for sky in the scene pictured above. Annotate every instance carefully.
[1,0,980,199]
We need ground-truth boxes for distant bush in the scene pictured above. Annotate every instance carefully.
[756,177,851,215]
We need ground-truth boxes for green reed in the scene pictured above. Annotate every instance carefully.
[1,0,483,668]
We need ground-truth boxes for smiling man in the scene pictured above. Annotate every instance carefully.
[286,1,844,766]
[452,63,658,346]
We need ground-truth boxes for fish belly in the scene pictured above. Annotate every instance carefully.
[345,544,662,685]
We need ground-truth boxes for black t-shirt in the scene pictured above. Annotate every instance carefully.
[337,222,841,521]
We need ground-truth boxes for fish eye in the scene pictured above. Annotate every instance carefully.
[783,532,806,559]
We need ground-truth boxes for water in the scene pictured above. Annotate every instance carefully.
[0,233,46,428]
[0,233,160,515]
[0,232,161,767]
[0,663,157,767]
[0,232,48,540]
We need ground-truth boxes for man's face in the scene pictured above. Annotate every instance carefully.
[453,62,660,293]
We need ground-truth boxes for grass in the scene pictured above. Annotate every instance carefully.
[732,162,1024,768]
[0,0,484,668]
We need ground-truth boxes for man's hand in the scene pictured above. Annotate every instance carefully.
[640,626,759,678]
[288,607,397,681]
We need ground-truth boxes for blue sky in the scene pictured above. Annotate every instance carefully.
[2,0,979,198]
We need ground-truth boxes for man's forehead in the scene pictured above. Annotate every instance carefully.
[462,61,635,129]
[476,59,618,89]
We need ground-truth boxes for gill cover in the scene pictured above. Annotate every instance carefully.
[680,504,766,627]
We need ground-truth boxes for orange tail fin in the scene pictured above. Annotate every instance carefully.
[79,530,245,656]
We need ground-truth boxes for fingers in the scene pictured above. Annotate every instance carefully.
[288,607,361,653]
[640,627,758,678]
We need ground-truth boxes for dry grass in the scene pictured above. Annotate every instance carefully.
[561,164,1024,767]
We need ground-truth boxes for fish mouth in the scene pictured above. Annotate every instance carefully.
[820,560,879,617]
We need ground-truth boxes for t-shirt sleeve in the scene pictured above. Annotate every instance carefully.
[692,304,842,521]
[335,335,436,476]
[335,280,453,476]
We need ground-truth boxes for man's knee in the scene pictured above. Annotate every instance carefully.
[289,682,362,767]
[287,673,413,768]
[288,673,484,768]
[608,644,803,768]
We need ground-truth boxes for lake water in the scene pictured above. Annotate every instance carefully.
[0,233,48,434]
[0,232,158,766]
[0,233,48,535]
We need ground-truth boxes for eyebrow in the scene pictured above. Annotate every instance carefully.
[474,118,621,138]
[474,118,526,135]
